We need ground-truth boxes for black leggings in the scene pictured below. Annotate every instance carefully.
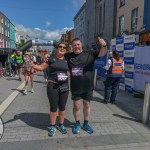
[47,83,69,112]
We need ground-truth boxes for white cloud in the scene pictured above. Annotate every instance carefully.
[15,24,73,41]
[45,21,52,28]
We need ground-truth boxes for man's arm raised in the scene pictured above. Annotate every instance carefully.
[97,37,108,57]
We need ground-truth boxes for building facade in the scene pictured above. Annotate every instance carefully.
[4,16,10,48]
[10,22,16,49]
[15,30,31,48]
[74,3,86,48]
[95,0,116,46]
[139,0,150,45]
[83,0,116,49]
[0,12,5,48]
[116,0,144,36]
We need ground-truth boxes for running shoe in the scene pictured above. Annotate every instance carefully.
[19,77,22,81]
[72,122,81,134]
[31,88,34,93]
[57,124,67,134]
[82,123,94,134]
[48,126,56,136]
[24,90,27,95]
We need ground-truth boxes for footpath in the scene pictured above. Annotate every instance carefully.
[0,73,150,150]
[0,76,25,115]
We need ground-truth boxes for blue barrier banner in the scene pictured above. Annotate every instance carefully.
[116,37,124,44]
[112,45,116,51]
[125,71,134,79]
[118,51,124,57]
[120,77,125,84]
[124,58,134,64]
[125,85,133,93]
[124,42,135,50]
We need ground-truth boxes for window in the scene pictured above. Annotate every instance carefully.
[120,0,125,7]
[119,15,125,34]
[5,30,7,36]
[2,27,4,34]
[131,8,138,32]
[1,18,3,23]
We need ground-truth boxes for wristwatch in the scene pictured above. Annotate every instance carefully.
[101,45,107,47]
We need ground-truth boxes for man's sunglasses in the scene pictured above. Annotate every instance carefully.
[58,45,66,49]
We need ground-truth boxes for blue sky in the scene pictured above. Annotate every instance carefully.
[0,0,85,40]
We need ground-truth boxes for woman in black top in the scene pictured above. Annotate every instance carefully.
[32,42,69,137]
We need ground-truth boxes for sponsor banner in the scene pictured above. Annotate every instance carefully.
[112,45,116,51]
[124,34,135,43]
[118,51,124,57]
[125,64,134,72]
[124,42,135,50]
[119,83,125,91]
[94,53,107,79]
[125,78,134,87]
[116,44,124,51]
[124,50,135,57]
[116,37,124,44]
[111,39,116,45]
[125,71,134,79]
[120,77,125,84]
[32,39,53,46]
[134,46,150,92]
[125,85,133,93]
[94,59,104,69]
[124,58,134,64]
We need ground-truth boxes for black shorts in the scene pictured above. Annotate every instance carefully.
[16,63,22,69]
[11,64,16,71]
[71,91,93,101]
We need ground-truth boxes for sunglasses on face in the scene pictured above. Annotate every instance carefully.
[58,45,66,49]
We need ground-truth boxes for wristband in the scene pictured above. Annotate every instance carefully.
[101,45,107,47]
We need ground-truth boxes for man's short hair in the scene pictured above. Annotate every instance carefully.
[71,38,81,44]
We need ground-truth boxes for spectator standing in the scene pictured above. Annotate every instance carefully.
[104,50,124,104]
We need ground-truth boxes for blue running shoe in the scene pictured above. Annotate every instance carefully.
[57,124,67,134]
[72,123,81,134]
[82,123,94,134]
[48,126,56,136]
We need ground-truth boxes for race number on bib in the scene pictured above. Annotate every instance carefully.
[57,73,68,81]
[72,67,83,76]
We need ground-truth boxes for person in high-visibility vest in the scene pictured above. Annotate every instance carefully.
[10,50,16,77]
[103,50,124,104]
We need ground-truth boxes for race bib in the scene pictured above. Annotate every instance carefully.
[16,59,21,64]
[72,67,83,76]
[57,73,68,81]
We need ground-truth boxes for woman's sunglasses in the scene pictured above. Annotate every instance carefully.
[58,45,66,49]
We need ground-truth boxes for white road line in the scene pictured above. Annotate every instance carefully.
[0,81,25,116]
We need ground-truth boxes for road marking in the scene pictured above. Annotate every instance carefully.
[0,81,25,116]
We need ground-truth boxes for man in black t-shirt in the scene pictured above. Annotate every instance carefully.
[65,37,107,134]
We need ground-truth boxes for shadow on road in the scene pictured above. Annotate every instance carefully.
[112,114,141,122]
[4,113,74,131]
[11,89,24,94]
[33,80,45,84]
